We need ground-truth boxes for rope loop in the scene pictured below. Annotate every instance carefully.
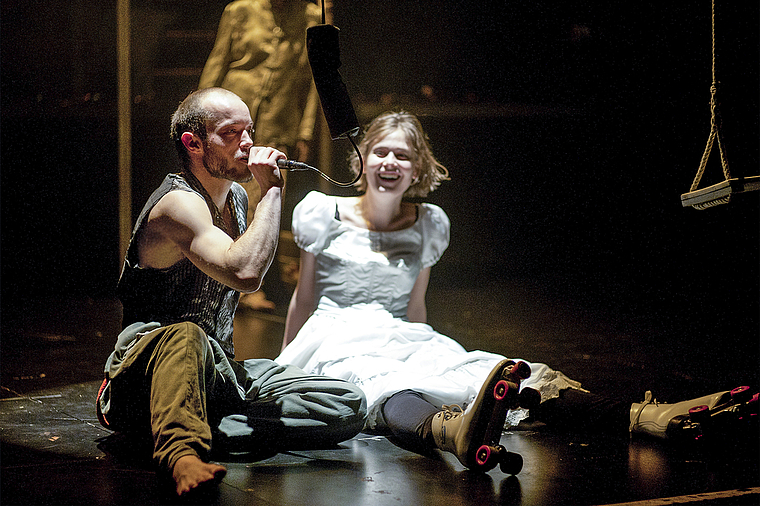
[688,0,731,193]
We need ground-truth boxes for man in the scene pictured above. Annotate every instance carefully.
[96,87,366,496]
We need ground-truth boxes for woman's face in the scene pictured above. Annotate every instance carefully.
[364,129,416,195]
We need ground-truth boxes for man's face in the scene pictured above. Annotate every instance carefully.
[202,95,254,183]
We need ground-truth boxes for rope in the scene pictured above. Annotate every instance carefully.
[688,0,731,207]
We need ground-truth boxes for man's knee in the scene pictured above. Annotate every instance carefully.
[164,321,206,342]
[158,322,210,359]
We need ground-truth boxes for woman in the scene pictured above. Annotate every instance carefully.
[276,111,754,470]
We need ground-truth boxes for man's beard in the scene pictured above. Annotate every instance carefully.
[202,143,253,184]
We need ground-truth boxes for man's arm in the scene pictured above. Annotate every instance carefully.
[141,147,285,293]
[143,184,282,293]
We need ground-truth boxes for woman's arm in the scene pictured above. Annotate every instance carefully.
[406,266,431,323]
[282,249,317,350]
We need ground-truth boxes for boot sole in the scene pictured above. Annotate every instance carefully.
[457,359,533,473]
[671,386,759,443]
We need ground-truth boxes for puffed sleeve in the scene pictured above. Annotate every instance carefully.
[420,203,450,268]
[292,191,335,254]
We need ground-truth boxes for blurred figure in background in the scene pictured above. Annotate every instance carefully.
[200,0,322,311]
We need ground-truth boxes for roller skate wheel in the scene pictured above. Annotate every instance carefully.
[476,444,496,468]
[730,386,752,403]
[688,404,710,422]
[499,450,524,475]
[513,361,531,380]
[494,380,510,400]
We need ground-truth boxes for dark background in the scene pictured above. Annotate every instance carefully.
[2,1,758,387]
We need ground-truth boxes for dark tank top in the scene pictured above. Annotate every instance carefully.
[117,173,248,358]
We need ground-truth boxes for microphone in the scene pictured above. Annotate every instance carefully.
[276,159,313,171]
[306,24,360,140]
[268,17,363,189]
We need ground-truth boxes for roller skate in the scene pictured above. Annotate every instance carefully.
[629,386,758,444]
[431,359,541,475]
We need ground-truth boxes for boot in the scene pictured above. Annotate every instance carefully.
[430,359,532,474]
[431,403,468,460]
[629,386,757,442]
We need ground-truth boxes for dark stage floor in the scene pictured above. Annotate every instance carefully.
[1,284,758,506]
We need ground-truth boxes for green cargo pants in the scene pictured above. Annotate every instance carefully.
[97,321,367,472]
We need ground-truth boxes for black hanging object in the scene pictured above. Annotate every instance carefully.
[307,24,360,140]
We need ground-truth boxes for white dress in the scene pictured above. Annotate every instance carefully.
[276,191,583,429]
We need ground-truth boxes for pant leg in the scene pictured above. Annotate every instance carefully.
[213,358,367,452]
[105,322,366,462]
[104,322,222,472]
[380,390,439,455]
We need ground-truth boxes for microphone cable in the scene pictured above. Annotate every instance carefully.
[277,135,363,188]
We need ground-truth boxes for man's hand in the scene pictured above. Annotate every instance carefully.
[248,146,285,193]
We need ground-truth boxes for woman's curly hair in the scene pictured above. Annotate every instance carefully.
[348,111,449,198]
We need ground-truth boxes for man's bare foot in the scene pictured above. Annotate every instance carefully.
[172,454,227,496]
